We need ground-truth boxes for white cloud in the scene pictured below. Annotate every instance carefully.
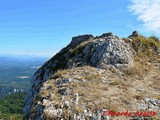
[128,0,160,34]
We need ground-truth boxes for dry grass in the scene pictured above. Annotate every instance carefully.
[131,35,160,54]
[110,80,121,85]
[52,69,68,78]
[155,95,160,100]
[123,59,150,77]
[50,66,125,110]
[36,58,160,118]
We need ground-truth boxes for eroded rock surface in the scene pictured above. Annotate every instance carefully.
[24,32,160,120]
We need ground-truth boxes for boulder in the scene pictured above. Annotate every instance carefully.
[128,31,139,38]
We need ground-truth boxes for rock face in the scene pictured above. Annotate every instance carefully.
[90,34,134,69]
[70,34,94,48]
[24,32,141,119]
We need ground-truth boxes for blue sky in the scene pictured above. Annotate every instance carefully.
[0,0,159,57]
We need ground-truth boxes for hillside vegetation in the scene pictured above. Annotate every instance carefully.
[0,92,26,120]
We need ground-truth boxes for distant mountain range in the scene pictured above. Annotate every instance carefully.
[0,55,48,67]
[0,55,48,97]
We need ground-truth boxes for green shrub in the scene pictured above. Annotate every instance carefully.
[0,92,26,120]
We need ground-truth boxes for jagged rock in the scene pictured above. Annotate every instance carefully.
[67,33,135,70]
[138,98,160,116]
[70,34,94,48]
[90,35,134,69]
[24,32,137,119]
[144,98,160,106]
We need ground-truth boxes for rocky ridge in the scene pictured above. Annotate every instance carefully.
[24,32,160,120]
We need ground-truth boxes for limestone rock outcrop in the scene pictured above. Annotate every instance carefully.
[24,32,160,119]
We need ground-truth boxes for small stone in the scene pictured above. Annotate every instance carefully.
[74,93,79,105]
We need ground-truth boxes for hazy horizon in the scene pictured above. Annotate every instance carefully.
[0,53,52,58]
